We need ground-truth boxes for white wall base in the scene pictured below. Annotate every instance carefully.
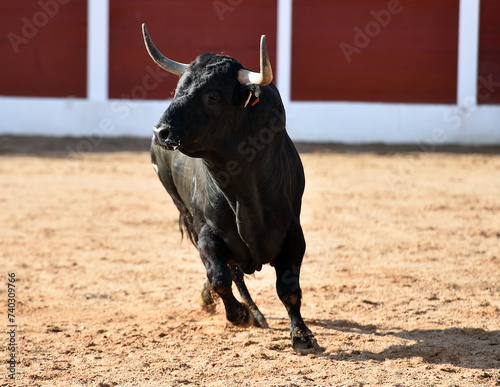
[1,97,499,145]
[286,101,500,145]
[0,97,166,139]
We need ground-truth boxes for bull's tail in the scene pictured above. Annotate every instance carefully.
[179,213,198,247]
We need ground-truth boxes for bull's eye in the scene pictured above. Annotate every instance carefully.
[207,91,220,105]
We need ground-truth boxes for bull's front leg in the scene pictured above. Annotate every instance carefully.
[274,221,317,352]
[230,265,269,328]
[198,226,253,327]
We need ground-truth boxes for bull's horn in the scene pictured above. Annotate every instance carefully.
[238,35,273,86]
[142,23,189,76]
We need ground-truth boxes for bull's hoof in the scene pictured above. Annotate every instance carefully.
[291,327,318,353]
[249,307,269,329]
[292,335,317,353]
[227,304,253,329]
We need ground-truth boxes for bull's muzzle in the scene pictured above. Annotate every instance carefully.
[153,125,181,150]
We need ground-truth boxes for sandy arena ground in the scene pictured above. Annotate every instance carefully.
[1,138,499,386]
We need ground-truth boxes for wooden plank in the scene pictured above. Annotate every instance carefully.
[478,0,500,104]
[0,0,87,98]
[109,0,277,99]
[291,0,459,103]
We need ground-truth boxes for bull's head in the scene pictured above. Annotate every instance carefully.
[142,24,275,157]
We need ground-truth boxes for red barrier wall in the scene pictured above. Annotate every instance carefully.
[0,0,87,97]
[291,0,459,103]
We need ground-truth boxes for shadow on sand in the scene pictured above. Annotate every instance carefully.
[1,136,500,156]
[308,319,500,370]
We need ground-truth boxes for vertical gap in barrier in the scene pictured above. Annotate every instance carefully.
[457,0,480,106]
[87,0,109,101]
[277,0,293,107]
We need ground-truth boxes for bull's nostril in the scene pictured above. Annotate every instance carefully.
[159,129,170,141]
[153,126,170,143]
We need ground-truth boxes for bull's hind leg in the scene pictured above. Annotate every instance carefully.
[273,220,317,352]
[198,226,252,328]
[230,265,269,328]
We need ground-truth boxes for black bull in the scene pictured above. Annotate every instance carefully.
[143,24,316,351]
